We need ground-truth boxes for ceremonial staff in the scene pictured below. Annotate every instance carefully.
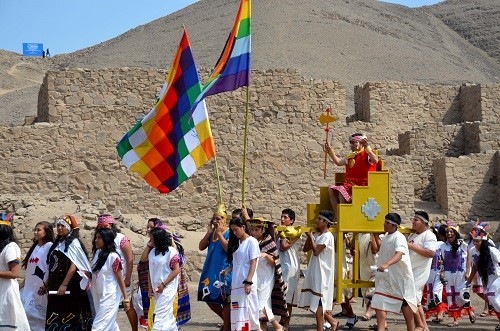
[319,107,337,179]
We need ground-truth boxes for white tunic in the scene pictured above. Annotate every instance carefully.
[0,242,30,331]
[256,251,275,321]
[469,245,500,312]
[230,237,260,331]
[359,233,378,297]
[371,231,417,314]
[20,242,51,331]
[407,230,437,301]
[298,231,335,313]
[278,239,300,305]
[149,247,180,331]
[91,251,122,331]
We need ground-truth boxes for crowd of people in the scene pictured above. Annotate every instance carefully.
[0,132,498,331]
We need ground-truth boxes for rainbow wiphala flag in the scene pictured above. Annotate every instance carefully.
[194,0,251,105]
[116,30,215,193]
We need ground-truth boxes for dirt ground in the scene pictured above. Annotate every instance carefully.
[116,280,499,331]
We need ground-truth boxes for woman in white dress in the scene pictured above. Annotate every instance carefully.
[466,226,500,331]
[20,221,54,331]
[440,223,474,326]
[221,217,261,331]
[0,213,30,330]
[91,227,130,331]
[148,227,181,331]
[249,218,286,331]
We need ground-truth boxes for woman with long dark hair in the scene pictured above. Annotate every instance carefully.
[148,227,181,331]
[90,227,130,331]
[137,217,163,328]
[466,225,500,331]
[221,217,261,331]
[0,213,30,330]
[439,222,474,326]
[20,221,54,331]
[45,215,92,330]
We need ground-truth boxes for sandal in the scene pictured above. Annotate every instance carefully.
[343,316,358,329]
[361,315,372,321]
[480,311,488,317]
[369,324,388,330]
[496,324,500,331]
[469,311,476,324]
[431,317,443,323]
[447,321,459,327]
[333,312,347,317]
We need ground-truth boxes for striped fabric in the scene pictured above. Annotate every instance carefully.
[116,29,215,193]
[192,0,251,108]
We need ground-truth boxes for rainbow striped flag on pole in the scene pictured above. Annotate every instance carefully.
[194,0,251,105]
[116,29,215,194]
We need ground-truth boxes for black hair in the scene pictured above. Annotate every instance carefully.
[92,228,117,273]
[227,217,250,263]
[318,210,334,226]
[22,221,54,269]
[0,224,17,253]
[437,224,447,240]
[385,212,401,226]
[92,225,117,256]
[148,218,162,227]
[231,208,253,220]
[448,227,462,256]
[476,240,492,286]
[151,227,172,256]
[282,208,296,223]
[414,210,429,224]
[47,227,89,264]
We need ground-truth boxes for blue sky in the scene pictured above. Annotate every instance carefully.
[0,0,442,56]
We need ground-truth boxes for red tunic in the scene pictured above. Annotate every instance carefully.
[330,149,377,202]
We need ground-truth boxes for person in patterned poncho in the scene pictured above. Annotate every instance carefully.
[248,217,288,330]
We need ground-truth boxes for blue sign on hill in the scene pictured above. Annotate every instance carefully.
[23,43,44,56]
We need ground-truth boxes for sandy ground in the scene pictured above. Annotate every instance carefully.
[115,279,499,331]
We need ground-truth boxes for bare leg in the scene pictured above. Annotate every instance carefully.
[402,305,415,331]
[328,189,346,222]
[126,305,139,331]
[315,305,325,331]
[375,308,387,331]
[324,310,338,331]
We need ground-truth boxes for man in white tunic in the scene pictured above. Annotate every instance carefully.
[277,208,301,330]
[371,213,417,331]
[407,211,437,331]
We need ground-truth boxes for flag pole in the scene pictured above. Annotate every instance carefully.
[214,154,223,205]
[241,85,250,206]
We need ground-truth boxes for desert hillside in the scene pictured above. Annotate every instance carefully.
[1,0,500,126]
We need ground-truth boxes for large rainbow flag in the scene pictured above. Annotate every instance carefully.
[116,30,215,193]
[195,0,251,104]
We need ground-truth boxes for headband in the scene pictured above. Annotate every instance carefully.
[318,214,334,224]
[384,219,399,227]
[97,214,114,227]
[0,213,13,226]
[248,217,272,228]
[414,214,429,224]
[350,134,367,143]
[56,215,79,231]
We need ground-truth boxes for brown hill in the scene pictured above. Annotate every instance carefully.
[1,0,500,126]
[430,0,500,62]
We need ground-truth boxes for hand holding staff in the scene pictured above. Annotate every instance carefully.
[319,107,337,179]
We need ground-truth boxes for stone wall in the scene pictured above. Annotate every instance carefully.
[435,151,499,222]
[0,69,498,230]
